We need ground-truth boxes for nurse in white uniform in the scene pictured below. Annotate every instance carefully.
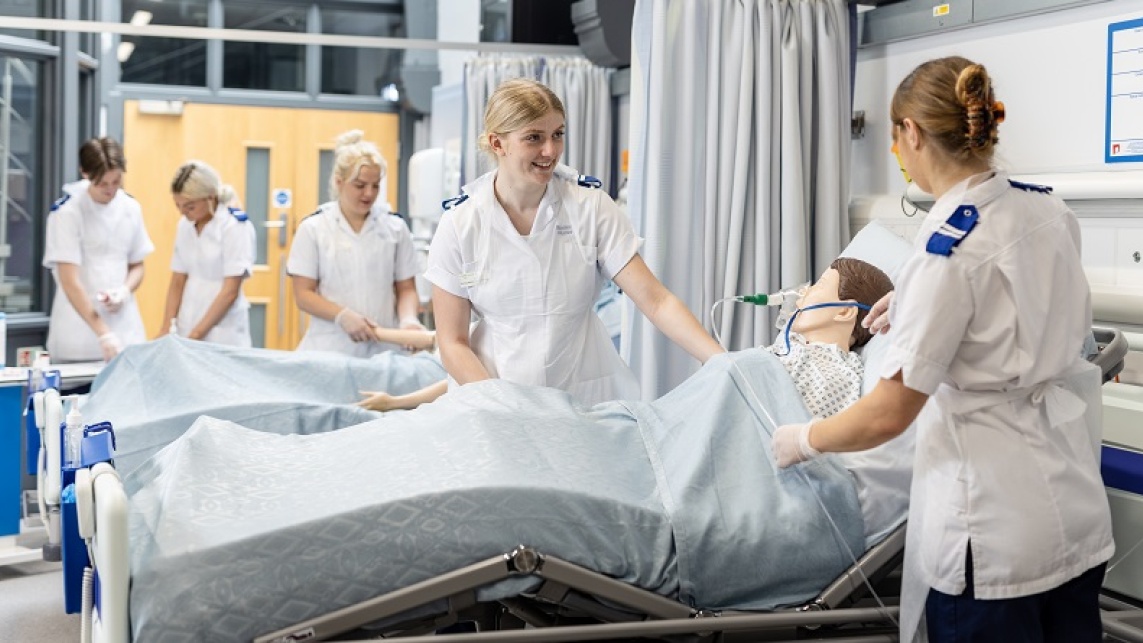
[425,78,724,407]
[158,161,256,346]
[44,137,154,362]
[772,57,1112,642]
[287,130,422,358]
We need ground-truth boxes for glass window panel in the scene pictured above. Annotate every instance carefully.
[318,149,332,205]
[119,0,208,86]
[249,302,265,348]
[78,0,95,56]
[0,0,45,40]
[0,56,42,312]
[245,147,269,265]
[319,7,403,97]
[224,2,306,92]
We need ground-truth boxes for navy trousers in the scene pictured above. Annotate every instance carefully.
[926,546,1105,643]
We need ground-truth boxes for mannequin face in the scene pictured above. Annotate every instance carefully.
[87,169,123,205]
[790,268,856,337]
[489,111,565,188]
[336,164,382,218]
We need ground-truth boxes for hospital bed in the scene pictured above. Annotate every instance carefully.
[61,222,1128,642]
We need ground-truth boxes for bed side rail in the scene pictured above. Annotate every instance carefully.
[1094,326,1128,384]
[813,522,906,610]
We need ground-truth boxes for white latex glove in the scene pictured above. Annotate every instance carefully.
[861,290,895,336]
[336,308,375,343]
[98,332,123,362]
[97,285,131,314]
[398,315,427,332]
[771,419,821,468]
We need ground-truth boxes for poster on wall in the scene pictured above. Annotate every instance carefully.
[1106,16,1143,164]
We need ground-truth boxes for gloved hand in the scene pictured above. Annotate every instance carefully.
[335,308,376,343]
[771,419,821,468]
[98,332,123,362]
[399,315,427,332]
[861,291,895,336]
[398,316,427,351]
[97,285,132,314]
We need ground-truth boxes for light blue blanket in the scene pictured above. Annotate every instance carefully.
[84,336,447,474]
[125,349,865,642]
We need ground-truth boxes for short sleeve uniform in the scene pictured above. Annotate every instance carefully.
[879,171,1113,640]
[424,169,642,406]
[287,202,418,358]
[171,204,256,346]
[43,185,154,362]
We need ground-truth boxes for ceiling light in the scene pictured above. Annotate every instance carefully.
[130,10,153,26]
[117,41,136,63]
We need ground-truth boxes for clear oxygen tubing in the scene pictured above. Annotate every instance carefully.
[710,297,898,626]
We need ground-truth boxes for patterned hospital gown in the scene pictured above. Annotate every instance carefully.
[767,333,863,419]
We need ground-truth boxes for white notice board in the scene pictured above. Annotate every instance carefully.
[1107,16,1143,163]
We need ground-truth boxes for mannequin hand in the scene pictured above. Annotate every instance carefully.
[772,419,821,468]
[98,285,131,314]
[336,308,375,343]
[358,390,400,412]
[861,291,895,335]
[98,332,123,362]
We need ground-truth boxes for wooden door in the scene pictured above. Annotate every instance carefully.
[123,102,399,350]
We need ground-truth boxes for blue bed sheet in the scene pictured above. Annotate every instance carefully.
[125,349,866,642]
[83,336,447,474]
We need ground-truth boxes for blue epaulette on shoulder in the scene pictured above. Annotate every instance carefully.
[574,174,602,189]
[303,207,322,220]
[50,193,71,212]
[926,205,980,256]
[227,206,249,222]
[1008,179,1053,194]
[442,193,469,210]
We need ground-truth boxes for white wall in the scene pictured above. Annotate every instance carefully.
[852,0,1143,198]
[437,0,480,87]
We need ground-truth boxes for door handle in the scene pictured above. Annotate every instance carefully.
[265,213,288,247]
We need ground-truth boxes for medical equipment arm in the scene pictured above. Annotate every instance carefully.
[56,262,112,338]
[810,371,927,453]
[186,275,243,340]
[615,254,726,363]
[432,285,492,384]
[159,272,188,337]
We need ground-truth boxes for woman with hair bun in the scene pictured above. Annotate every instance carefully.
[773,56,1112,642]
[159,160,256,346]
[44,137,154,362]
[286,130,422,357]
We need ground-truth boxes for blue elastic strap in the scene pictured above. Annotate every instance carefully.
[780,302,872,356]
[442,193,469,210]
[228,206,249,222]
[926,205,979,257]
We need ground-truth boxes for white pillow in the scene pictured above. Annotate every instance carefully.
[835,220,916,548]
[838,220,914,394]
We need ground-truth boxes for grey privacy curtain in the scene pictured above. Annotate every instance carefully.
[624,0,851,399]
[462,55,614,190]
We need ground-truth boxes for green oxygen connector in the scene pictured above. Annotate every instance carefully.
[737,293,772,305]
